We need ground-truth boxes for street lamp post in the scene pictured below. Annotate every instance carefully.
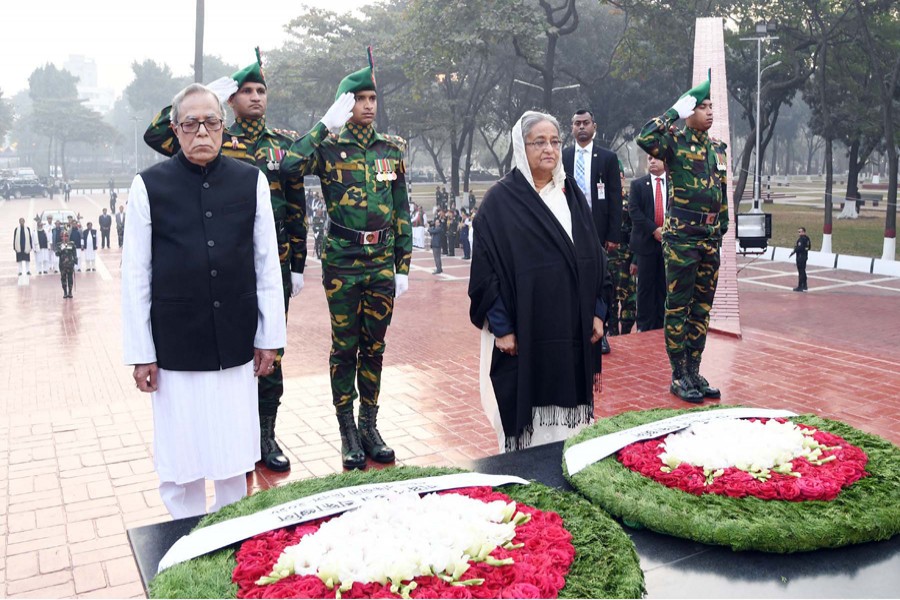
[741,22,779,214]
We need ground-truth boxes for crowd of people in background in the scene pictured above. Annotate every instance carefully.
[11,188,126,298]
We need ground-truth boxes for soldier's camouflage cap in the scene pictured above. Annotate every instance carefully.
[335,47,376,100]
[232,47,266,89]
[680,68,711,104]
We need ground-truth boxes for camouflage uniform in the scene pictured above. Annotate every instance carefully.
[56,240,78,297]
[144,108,307,420]
[281,120,411,410]
[607,189,636,335]
[636,107,728,379]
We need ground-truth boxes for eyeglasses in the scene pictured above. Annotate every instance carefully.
[525,140,562,150]
[176,117,224,134]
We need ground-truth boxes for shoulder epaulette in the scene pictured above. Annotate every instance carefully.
[271,128,301,141]
[382,133,407,152]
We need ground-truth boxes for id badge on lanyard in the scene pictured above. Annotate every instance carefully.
[597,182,606,200]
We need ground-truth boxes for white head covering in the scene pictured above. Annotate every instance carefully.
[511,111,572,240]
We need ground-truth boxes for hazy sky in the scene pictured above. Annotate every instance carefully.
[1,0,373,98]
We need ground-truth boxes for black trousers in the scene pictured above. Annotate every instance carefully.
[100,229,110,248]
[797,254,808,289]
[60,270,74,295]
[117,228,124,247]
[461,235,471,259]
[636,249,666,332]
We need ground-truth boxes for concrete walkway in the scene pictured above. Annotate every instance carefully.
[1,192,899,597]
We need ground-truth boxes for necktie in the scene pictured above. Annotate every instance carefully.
[575,149,588,198]
[654,177,664,227]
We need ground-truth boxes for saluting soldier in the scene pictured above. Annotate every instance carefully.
[143,49,306,473]
[636,71,729,403]
[607,162,636,336]
[281,48,412,470]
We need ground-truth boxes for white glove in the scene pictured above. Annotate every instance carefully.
[290,272,304,297]
[394,274,409,299]
[320,92,356,131]
[671,95,697,119]
[206,76,239,104]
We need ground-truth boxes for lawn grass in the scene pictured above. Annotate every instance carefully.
[748,202,898,260]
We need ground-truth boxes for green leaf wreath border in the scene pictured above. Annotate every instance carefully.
[563,406,900,553]
[150,466,646,599]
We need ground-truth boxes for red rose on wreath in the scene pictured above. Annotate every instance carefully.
[617,421,868,502]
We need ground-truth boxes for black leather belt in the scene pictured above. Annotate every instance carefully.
[670,206,719,226]
[328,222,391,245]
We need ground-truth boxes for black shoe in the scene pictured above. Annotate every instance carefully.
[27,271,31,275]
[686,357,721,399]
[671,359,703,403]
[358,404,395,463]
[432,269,442,274]
[600,335,611,355]
[259,414,290,472]
[793,287,803,292]
[337,407,366,469]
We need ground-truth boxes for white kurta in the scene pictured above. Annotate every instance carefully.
[82,232,97,262]
[121,170,286,484]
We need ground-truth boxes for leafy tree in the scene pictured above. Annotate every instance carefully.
[0,89,13,142]
[851,0,899,253]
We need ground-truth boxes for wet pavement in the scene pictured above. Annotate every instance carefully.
[1,191,899,597]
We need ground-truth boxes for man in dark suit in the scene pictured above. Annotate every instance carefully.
[629,154,667,332]
[563,109,622,354]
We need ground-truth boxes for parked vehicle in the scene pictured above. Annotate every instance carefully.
[5,178,49,198]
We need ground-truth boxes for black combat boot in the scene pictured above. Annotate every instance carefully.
[337,406,366,470]
[358,403,395,463]
[671,356,703,403]
[259,414,290,472]
[686,355,721,399]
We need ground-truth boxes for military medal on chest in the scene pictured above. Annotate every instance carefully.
[266,148,284,171]
[373,158,397,182]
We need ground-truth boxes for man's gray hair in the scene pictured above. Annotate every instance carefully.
[521,111,561,140]
[171,83,226,125]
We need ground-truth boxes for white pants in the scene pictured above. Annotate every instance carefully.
[413,226,426,248]
[158,473,247,519]
[39,248,52,272]
[76,249,83,271]
[18,260,30,275]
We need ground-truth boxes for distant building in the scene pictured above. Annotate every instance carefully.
[64,54,115,113]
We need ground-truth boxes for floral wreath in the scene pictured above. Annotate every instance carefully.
[150,467,645,599]
[563,407,900,553]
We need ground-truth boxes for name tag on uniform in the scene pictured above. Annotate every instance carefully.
[597,182,606,200]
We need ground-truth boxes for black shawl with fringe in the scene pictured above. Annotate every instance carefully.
[468,168,610,451]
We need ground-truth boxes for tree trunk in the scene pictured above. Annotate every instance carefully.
[463,121,475,194]
[770,135,777,176]
[823,137,834,236]
[449,125,461,199]
[846,139,862,202]
[421,136,446,184]
[60,139,68,181]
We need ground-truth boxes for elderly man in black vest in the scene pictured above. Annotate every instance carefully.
[121,83,286,519]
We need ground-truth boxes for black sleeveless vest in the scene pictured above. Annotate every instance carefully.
[142,151,259,371]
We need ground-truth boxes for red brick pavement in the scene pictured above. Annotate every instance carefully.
[1,192,899,597]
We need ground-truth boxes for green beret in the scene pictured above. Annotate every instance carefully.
[335,47,377,100]
[680,68,711,104]
[232,47,266,89]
